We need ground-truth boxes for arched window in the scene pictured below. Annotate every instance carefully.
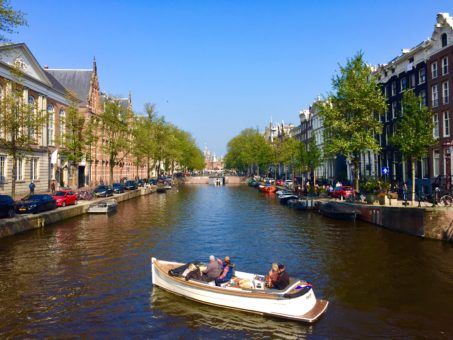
[28,96,35,139]
[47,104,54,145]
[59,109,65,141]
[442,33,448,47]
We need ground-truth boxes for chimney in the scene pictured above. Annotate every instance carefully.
[44,65,48,69]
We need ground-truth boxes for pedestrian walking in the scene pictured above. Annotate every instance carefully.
[50,181,56,195]
[29,181,35,195]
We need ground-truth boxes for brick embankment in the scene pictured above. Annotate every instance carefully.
[0,186,156,239]
[315,199,453,242]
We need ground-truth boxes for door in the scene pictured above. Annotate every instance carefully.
[78,166,85,188]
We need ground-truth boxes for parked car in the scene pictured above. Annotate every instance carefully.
[124,180,138,190]
[112,183,125,194]
[276,179,285,186]
[93,185,114,197]
[52,190,78,207]
[330,186,354,199]
[136,179,145,187]
[15,194,57,214]
[149,179,157,185]
[0,195,16,218]
[285,180,293,188]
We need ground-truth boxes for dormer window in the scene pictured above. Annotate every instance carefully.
[442,33,448,47]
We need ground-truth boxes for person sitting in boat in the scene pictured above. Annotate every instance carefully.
[265,263,279,288]
[272,264,290,290]
[202,255,222,282]
[215,256,235,286]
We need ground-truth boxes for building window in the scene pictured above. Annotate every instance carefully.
[16,158,23,181]
[421,156,429,178]
[392,101,397,119]
[47,104,54,145]
[391,81,397,96]
[383,85,387,97]
[433,150,440,177]
[442,56,449,75]
[419,68,426,84]
[0,155,5,182]
[28,95,35,139]
[432,84,439,107]
[443,81,449,104]
[419,90,427,107]
[410,73,416,88]
[385,125,390,146]
[442,33,448,47]
[30,158,39,180]
[444,111,450,137]
[59,109,65,141]
[433,114,440,138]
[432,62,438,79]
[400,77,407,92]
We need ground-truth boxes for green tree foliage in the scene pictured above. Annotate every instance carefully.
[224,128,272,175]
[0,64,47,197]
[302,136,322,185]
[0,0,27,41]
[318,52,386,191]
[391,90,435,205]
[59,91,84,186]
[279,137,301,181]
[99,97,133,184]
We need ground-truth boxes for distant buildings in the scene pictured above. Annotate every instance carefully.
[203,146,224,171]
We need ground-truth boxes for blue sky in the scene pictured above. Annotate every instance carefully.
[13,0,453,155]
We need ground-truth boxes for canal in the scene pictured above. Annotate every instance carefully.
[0,185,452,338]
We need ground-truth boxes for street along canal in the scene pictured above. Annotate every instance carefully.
[0,185,452,338]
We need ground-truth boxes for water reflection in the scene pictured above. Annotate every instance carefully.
[150,287,312,339]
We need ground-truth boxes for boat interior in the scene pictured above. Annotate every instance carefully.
[156,260,312,299]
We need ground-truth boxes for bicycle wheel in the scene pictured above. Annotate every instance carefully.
[440,195,453,206]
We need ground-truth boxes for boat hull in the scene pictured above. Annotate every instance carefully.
[151,258,328,323]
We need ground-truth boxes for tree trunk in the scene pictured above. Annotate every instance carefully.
[147,157,150,179]
[313,167,316,189]
[11,155,17,198]
[353,157,360,193]
[109,160,114,185]
[411,159,416,206]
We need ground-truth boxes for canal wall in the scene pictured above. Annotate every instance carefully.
[316,201,453,242]
[0,187,156,239]
[184,176,246,185]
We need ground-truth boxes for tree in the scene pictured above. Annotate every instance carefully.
[58,91,84,187]
[99,97,132,184]
[391,90,435,205]
[303,136,322,186]
[0,64,47,197]
[0,0,27,42]
[279,137,300,182]
[318,52,386,191]
[84,113,100,185]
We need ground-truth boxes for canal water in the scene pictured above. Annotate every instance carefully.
[0,185,452,338]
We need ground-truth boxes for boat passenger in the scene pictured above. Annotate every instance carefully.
[272,264,290,290]
[215,256,234,286]
[265,263,279,288]
[202,255,222,282]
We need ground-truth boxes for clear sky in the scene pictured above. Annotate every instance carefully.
[12,0,453,155]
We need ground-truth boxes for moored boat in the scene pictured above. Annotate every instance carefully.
[151,257,328,323]
[278,193,299,205]
[260,185,277,193]
[287,198,310,210]
[319,202,360,221]
[87,199,118,214]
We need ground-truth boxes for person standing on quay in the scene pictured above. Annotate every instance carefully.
[29,181,35,195]
[50,181,56,195]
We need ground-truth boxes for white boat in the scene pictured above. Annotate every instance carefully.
[151,257,328,323]
[87,199,118,214]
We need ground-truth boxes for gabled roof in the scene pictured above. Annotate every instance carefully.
[0,42,53,87]
[45,69,93,104]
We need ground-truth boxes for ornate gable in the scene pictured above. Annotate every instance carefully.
[0,43,52,86]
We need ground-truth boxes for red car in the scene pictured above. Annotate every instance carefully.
[276,179,285,186]
[330,186,354,199]
[52,190,78,207]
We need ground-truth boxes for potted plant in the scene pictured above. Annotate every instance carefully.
[362,179,378,204]
[377,180,391,205]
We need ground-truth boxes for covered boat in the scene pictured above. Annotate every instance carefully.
[151,257,328,323]
[287,198,311,210]
[87,199,118,214]
[319,202,360,221]
[278,193,299,205]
